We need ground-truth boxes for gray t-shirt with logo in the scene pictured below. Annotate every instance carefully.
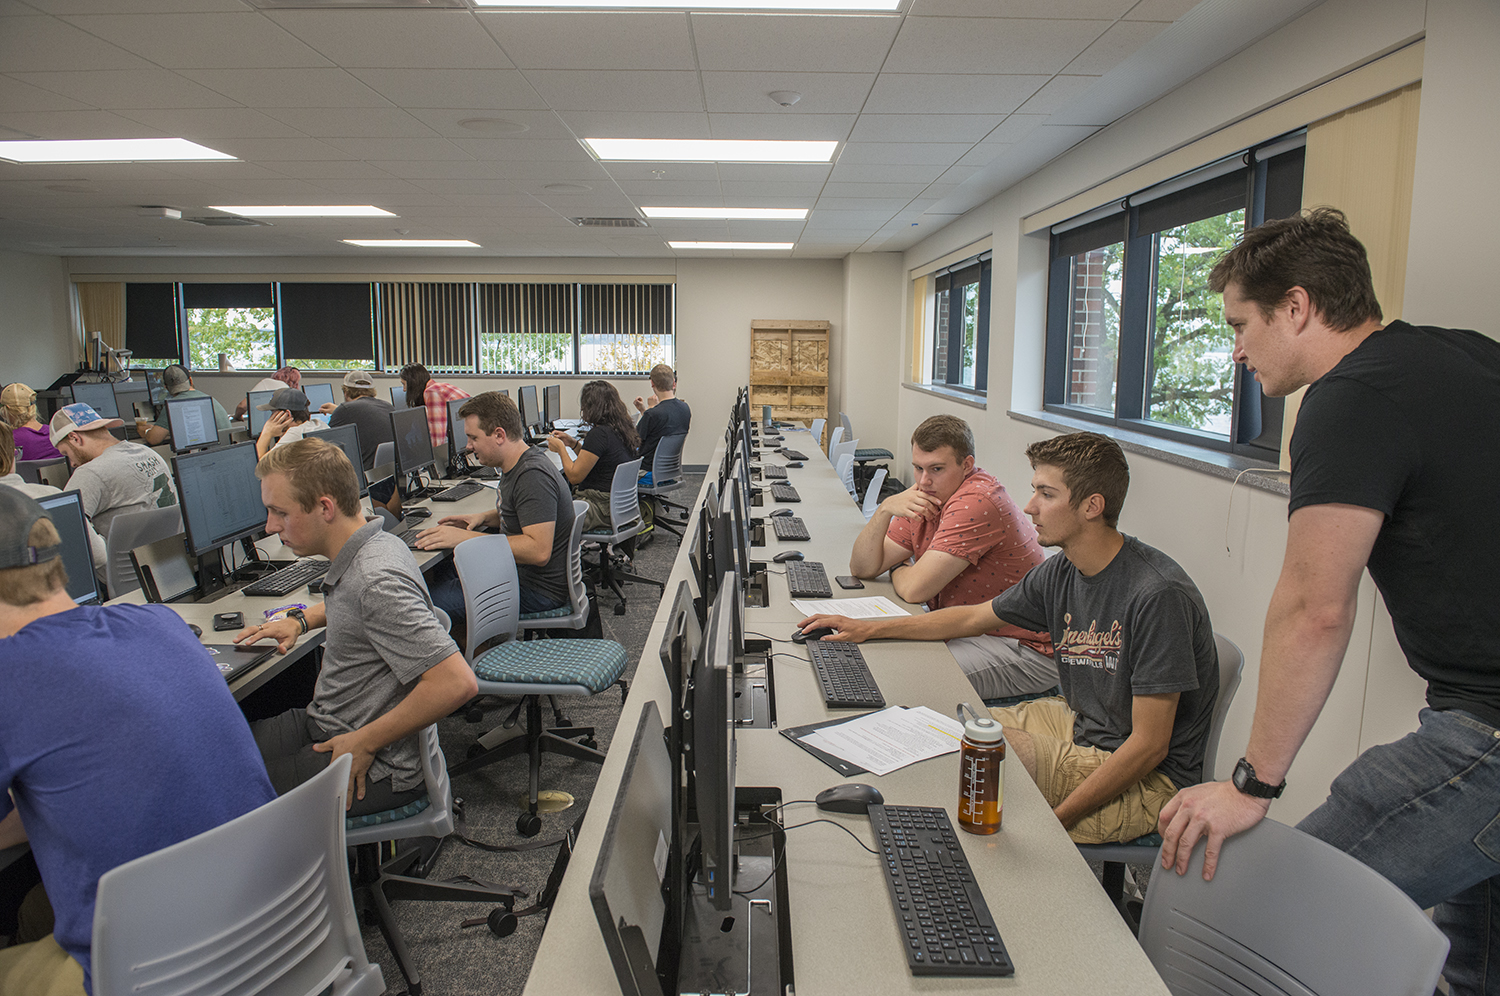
[990,534,1218,790]
[312,519,460,792]
[65,440,178,540]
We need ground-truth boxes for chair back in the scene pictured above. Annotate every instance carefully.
[828,426,845,454]
[17,456,68,487]
[809,417,826,451]
[830,437,857,475]
[1205,633,1245,780]
[840,412,854,441]
[345,725,455,847]
[607,458,645,534]
[374,507,399,531]
[835,454,855,495]
[453,534,521,661]
[647,433,687,490]
[1138,817,1448,996]
[861,468,887,518]
[369,441,394,484]
[91,754,385,996]
[564,499,589,613]
[105,506,182,599]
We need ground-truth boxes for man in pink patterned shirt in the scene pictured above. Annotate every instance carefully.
[398,364,470,452]
[848,415,1056,699]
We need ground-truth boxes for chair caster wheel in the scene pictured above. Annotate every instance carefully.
[487,908,519,938]
[554,717,573,728]
[582,738,598,750]
[452,797,465,820]
[613,603,626,616]
[467,743,485,760]
[517,812,542,837]
[465,705,484,723]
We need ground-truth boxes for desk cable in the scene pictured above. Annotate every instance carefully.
[732,802,880,896]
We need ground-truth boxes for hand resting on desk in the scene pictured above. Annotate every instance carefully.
[233,616,302,655]
[414,522,482,551]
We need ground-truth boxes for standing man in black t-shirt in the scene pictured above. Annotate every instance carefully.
[634,363,691,485]
[1158,208,1500,996]
[416,392,574,625]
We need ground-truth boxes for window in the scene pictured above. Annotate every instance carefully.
[476,284,575,375]
[579,283,674,374]
[123,283,182,365]
[1044,138,1305,458]
[925,254,990,394]
[281,283,376,371]
[183,283,276,371]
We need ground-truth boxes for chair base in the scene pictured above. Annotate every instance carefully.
[586,546,665,614]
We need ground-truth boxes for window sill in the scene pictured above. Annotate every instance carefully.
[902,382,988,411]
[1007,409,1289,497]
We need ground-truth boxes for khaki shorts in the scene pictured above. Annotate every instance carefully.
[0,935,86,996]
[988,696,1178,845]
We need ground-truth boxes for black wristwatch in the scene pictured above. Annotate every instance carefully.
[286,607,308,635]
[1232,757,1285,799]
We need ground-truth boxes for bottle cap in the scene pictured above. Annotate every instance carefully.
[963,715,1004,743]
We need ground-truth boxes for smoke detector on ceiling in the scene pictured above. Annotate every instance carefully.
[769,91,802,107]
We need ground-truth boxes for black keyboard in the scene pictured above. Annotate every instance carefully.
[241,559,329,597]
[785,560,832,598]
[770,483,801,503]
[390,518,428,549]
[869,805,1013,977]
[770,515,810,541]
[806,640,884,708]
[760,465,787,480]
[777,448,810,461]
[429,480,485,502]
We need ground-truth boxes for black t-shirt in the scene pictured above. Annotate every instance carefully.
[1289,320,1500,727]
[579,423,634,493]
[498,446,575,603]
[328,396,394,470]
[636,397,691,469]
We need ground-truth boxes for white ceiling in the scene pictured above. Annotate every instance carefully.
[0,0,1322,259]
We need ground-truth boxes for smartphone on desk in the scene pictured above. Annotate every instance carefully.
[213,611,244,632]
[835,576,865,590]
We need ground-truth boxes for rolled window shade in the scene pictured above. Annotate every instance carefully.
[281,283,375,361]
[124,283,180,360]
[1133,168,1250,238]
[181,282,273,309]
[1054,213,1128,259]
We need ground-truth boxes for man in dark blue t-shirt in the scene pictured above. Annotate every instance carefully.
[0,486,274,995]
[634,363,690,484]
[1158,208,1500,996]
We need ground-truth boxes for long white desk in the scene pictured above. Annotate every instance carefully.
[525,427,1169,995]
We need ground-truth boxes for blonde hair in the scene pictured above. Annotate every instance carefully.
[256,438,361,518]
[0,517,68,607]
[0,421,15,477]
[2,383,37,428]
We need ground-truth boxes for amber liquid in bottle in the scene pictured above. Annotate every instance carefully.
[957,732,1005,835]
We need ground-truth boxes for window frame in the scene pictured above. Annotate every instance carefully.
[928,253,991,397]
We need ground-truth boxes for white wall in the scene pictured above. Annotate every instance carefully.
[892,0,1455,822]
[839,253,905,462]
[0,250,75,389]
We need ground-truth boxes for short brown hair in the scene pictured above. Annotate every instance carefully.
[1025,432,1129,527]
[650,363,676,393]
[458,391,523,441]
[343,386,376,401]
[256,438,360,517]
[0,517,68,607]
[1208,206,1383,332]
[911,415,974,462]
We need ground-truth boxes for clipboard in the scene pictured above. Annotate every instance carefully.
[779,713,883,777]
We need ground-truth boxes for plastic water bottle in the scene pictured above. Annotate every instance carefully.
[957,711,1005,835]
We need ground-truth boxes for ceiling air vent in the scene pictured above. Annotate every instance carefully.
[183,217,272,227]
[570,217,649,229]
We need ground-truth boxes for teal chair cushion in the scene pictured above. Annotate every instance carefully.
[473,639,627,693]
[854,447,894,461]
[345,795,431,831]
[520,604,574,620]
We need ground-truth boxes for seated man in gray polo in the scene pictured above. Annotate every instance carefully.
[236,438,477,816]
[51,402,178,541]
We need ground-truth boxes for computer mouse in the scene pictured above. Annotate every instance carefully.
[188,623,202,637]
[786,461,804,468]
[791,625,837,644]
[772,550,804,563]
[769,508,795,517]
[815,783,884,814]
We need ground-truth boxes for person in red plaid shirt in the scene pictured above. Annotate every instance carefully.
[398,364,470,452]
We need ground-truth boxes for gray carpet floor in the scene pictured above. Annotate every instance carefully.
[360,473,702,996]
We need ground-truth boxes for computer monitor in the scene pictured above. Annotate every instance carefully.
[303,382,334,411]
[165,395,219,453]
[447,396,470,465]
[70,381,120,420]
[246,390,277,436]
[390,405,437,483]
[112,381,152,422]
[316,423,368,498]
[138,369,167,405]
[172,441,267,560]
[34,490,101,606]
[390,385,406,409]
[693,576,739,911]
[517,385,539,432]
[543,384,561,427]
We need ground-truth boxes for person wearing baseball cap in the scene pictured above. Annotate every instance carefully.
[0,422,106,571]
[51,402,177,542]
[135,364,229,447]
[0,486,274,996]
[253,387,326,458]
[233,365,301,420]
[327,370,394,479]
[1,383,63,462]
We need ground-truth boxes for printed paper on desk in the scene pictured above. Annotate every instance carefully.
[799,705,963,776]
[790,596,910,619]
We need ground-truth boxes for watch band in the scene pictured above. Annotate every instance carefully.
[287,608,308,635]
[1233,757,1285,799]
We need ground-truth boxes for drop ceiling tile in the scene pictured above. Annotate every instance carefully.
[370,160,499,180]
[849,114,1003,143]
[405,108,573,141]
[828,161,945,183]
[260,159,397,179]
[814,196,909,212]
[267,9,511,70]
[715,162,830,182]
[821,180,929,199]
[491,160,610,181]
[985,113,1048,142]
[153,160,286,181]
[0,16,154,72]
[836,141,970,165]
[0,109,158,140]
[701,72,876,114]
[707,113,855,141]
[1125,0,1201,20]
[63,13,332,69]
[0,75,92,114]
[1015,75,1103,115]
[260,107,438,140]
[606,161,717,181]
[321,136,470,161]
[805,209,895,227]
[348,69,544,110]
[211,137,349,161]
[450,138,594,162]
[181,68,389,108]
[617,180,721,197]
[1063,19,1169,75]
[717,180,825,198]
[909,0,1133,16]
[957,140,1013,167]
[524,71,704,113]
[476,12,693,70]
[555,110,709,139]
[13,70,240,109]
[116,107,305,139]
[304,178,426,196]
[690,14,900,73]
[862,73,1049,114]
[884,16,1109,74]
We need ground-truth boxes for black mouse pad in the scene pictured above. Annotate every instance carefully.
[779,715,881,777]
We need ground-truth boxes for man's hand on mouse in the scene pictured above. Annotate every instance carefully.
[796,614,873,642]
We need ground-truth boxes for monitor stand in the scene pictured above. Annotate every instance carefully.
[734,637,775,730]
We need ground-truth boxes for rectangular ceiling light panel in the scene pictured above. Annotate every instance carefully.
[668,241,795,249]
[0,139,235,163]
[585,138,836,163]
[479,1,897,8]
[343,239,480,247]
[642,207,808,219]
[211,205,396,217]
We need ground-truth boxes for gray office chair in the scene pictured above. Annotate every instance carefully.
[861,467,887,519]
[346,721,525,996]
[16,456,68,487]
[581,457,664,615]
[368,441,394,485]
[841,411,895,467]
[809,417,826,451]
[827,425,845,456]
[1077,631,1245,924]
[104,506,182,599]
[830,436,858,480]
[91,754,386,996]
[1138,817,1449,996]
[445,533,628,837]
[637,432,690,540]
[835,453,856,496]
[518,499,591,633]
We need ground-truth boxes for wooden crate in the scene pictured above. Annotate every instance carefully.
[750,319,829,448]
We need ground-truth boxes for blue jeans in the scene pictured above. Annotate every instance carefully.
[428,559,567,631]
[1297,707,1500,996]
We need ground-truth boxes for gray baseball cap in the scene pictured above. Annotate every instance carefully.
[256,388,310,413]
[0,486,61,570]
[342,371,375,389]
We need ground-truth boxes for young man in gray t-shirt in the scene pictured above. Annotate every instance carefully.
[51,402,178,540]
[798,432,1217,844]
